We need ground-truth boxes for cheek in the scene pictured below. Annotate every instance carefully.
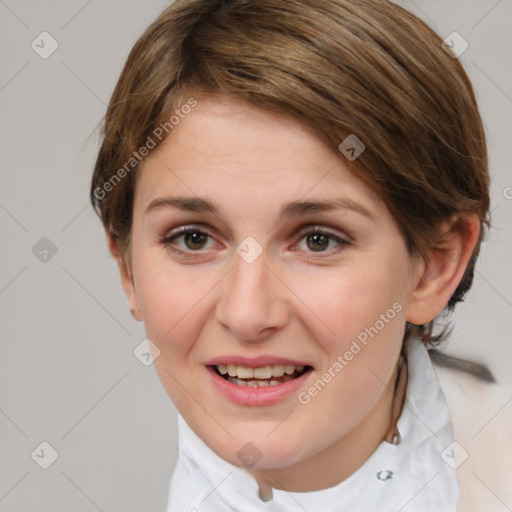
[132,252,216,355]
[289,264,408,414]
[290,263,408,351]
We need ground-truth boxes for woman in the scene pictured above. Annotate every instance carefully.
[90,0,511,510]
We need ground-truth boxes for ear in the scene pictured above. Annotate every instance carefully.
[406,213,481,325]
[107,233,143,322]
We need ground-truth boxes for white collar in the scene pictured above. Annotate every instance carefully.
[167,338,459,511]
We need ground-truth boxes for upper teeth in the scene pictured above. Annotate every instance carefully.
[217,364,305,379]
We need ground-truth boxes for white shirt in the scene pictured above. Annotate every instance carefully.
[166,338,459,511]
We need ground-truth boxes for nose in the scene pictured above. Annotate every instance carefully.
[215,250,290,342]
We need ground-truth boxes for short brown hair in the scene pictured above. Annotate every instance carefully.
[90,0,490,345]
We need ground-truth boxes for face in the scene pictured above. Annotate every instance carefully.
[121,95,424,477]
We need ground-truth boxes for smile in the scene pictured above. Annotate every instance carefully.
[212,364,311,387]
[206,360,315,406]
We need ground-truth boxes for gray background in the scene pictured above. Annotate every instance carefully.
[0,1,511,511]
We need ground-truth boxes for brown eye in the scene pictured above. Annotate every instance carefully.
[306,232,330,252]
[162,227,215,253]
[182,231,208,250]
[295,226,350,255]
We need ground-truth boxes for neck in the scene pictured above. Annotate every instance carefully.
[247,363,399,494]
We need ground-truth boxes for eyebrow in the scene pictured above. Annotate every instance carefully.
[145,195,374,220]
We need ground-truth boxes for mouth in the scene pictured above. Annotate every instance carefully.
[209,363,314,387]
[205,356,315,406]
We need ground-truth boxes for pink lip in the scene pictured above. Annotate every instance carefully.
[204,355,312,368]
[206,365,314,407]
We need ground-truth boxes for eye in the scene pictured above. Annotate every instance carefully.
[160,224,351,259]
[294,226,350,254]
[161,226,217,255]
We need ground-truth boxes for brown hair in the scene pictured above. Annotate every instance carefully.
[90,0,490,346]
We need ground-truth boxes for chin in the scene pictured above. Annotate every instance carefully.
[206,429,309,470]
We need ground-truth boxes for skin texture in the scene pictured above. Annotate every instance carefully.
[109,95,480,492]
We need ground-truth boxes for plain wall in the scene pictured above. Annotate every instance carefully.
[1,1,511,510]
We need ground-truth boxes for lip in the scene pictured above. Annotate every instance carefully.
[204,355,313,368]
[206,364,314,407]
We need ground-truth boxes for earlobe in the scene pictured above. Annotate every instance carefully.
[406,214,481,326]
[107,233,143,322]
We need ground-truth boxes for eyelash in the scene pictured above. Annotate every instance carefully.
[160,224,351,259]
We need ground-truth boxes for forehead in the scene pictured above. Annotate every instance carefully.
[135,95,387,219]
